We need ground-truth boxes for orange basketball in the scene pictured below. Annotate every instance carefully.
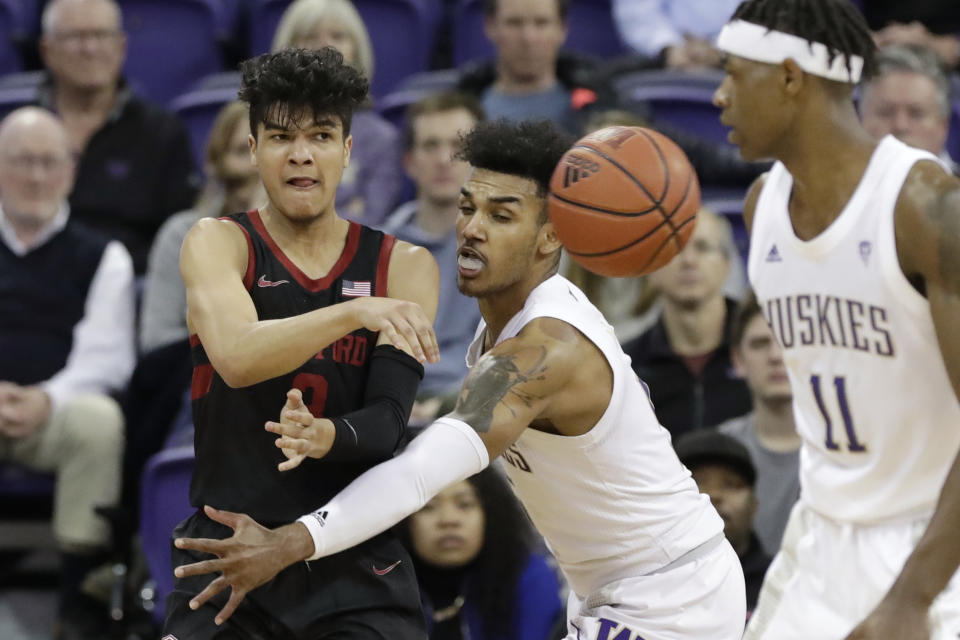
[548,126,700,277]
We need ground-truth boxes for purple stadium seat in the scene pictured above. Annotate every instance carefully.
[949,99,960,165]
[0,70,42,119]
[139,445,196,622]
[248,0,436,99]
[375,68,460,128]
[613,69,730,148]
[170,72,241,175]
[0,0,24,75]
[120,0,227,105]
[451,0,625,67]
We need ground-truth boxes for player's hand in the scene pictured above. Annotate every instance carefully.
[173,505,313,625]
[265,389,335,471]
[844,593,930,640]
[348,297,439,364]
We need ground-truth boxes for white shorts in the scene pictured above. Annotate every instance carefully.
[564,535,746,640]
[745,501,960,640]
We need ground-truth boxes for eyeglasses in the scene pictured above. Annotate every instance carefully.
[3,154,73,173]
[52,29,123,48]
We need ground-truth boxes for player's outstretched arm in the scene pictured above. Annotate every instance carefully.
[180,219,439,388]
[173,319,579,624]
[846,168,960,640]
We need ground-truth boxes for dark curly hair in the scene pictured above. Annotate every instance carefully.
[458,119,575,223]
[239,47,368,140]
[732,0,878,81]
[399,468,539,639]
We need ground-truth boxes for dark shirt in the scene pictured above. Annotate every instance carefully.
[37,76,200,273]
[623,298,752,438]
[0,220,108,385]
[741,532,772,615]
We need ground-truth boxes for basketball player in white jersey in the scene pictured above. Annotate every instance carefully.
[712,1,960,638]
[171,119,747,638]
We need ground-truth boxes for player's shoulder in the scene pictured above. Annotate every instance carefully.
[510,316,592,367]
[893,160,960,278]
[387,239,439,280]
[180,216,250,270]
[897,159,960,220]
[741,171,770,232]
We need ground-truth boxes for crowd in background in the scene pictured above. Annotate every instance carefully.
[0,0,958,638]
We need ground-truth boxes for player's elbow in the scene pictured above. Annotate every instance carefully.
[210,355,259,389]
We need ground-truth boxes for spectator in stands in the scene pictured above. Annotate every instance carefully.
[612,0,742,69]
[718,293,800,555]
[675,429,772,617]
[37,0,199,274]
[623,209,751,438]
[0,107,135,639]
[457,0,617,135]
[860,44,958,175]
[141,101,261,353]
[383,93,484,423]
[272,0,403,226]
[866,1,960,69]
[400,467,564,639]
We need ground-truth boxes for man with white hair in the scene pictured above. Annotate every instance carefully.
[37,0,198,273]
[0,107,135,639]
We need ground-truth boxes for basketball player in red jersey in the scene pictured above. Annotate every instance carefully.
[172,119,746,639]
[164,48,440,639]
[712,1,960,638]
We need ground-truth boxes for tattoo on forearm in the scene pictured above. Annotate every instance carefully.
[454,348,548,433]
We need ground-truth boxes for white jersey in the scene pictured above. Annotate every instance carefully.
[748,135,960,524]
[466,275,722,598]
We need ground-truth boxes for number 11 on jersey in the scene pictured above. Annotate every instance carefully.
[810,374,867,453]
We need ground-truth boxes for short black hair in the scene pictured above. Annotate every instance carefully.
[483,0,570,20]
[731,0,878,81]
[402,92,485,151]
[729,290,764,348]
[239,47,368,140]
[458,118,574,201]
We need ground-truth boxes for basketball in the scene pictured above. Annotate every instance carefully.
[548,126,701,277]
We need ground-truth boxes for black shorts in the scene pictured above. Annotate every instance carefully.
[162,510,426,640]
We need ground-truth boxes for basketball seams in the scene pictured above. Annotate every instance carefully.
[547,192,663,218]
[572,144,669,220]
[633,128,672,204]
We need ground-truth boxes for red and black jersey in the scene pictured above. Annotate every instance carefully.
[189,209,396,524]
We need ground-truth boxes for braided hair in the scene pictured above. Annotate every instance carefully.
[731,0,878,80]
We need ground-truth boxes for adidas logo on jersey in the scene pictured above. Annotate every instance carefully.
[562,155,599,188]
[765,244,782,262]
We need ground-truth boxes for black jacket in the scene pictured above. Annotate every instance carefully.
[624,298,752,438]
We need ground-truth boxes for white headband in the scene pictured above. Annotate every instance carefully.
[716,20,863,83]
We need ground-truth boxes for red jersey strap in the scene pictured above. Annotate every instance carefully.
[375,233,396,297]
[217,215,256,290]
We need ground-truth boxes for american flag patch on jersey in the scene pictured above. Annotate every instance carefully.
[342,280,371,297]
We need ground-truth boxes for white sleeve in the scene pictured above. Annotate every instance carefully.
[613,0,681,57]
[42,241,136,408]
[296,417,490,561]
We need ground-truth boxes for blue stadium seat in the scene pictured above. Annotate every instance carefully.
[139,445,195,623]
[613,69,730,149]
[170,72,241,175]
[0,70,41,119]
[948,98,960,165]
[451,0,625,67]
[120,0,228,105]
[375,68,460,129]
[0,0,24,75]
[248,0,437,99]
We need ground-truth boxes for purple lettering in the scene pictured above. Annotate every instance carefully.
[846,300,869,352]
[796,295,814,345]
[815,295,837,346]
[870,306,894,357]
[596,619,633,640]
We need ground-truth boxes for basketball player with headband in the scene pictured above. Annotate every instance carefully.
[171,119,747,639]
[713,1,960,639]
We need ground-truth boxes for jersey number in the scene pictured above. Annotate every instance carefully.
[810,374,866,452]
[292,373,328,416]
